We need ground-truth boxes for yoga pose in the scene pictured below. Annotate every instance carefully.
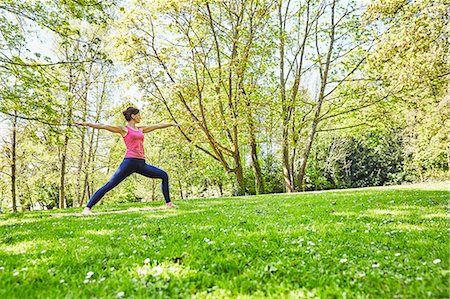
[74,107,179,214]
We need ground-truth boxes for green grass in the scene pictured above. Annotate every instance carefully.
[0,185,449,298]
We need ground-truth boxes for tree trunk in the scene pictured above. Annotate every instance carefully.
[233,116,245,195]
[178,178,184,200]
[217,181,223,197]
[11,111,17,213]
[59,128,70,209]
[234,155,245,195]
[278,0,294,192]
[249,131,264,194]
[282,132,294,192]
[74,96,87,207]
[81,81,105,206]
[81,121,95,206]
[447,146,450,171]
[59,86,74,209]
[298,122,317,191]
[89,127,101,200]
[243,85,264,194]
[298,0,336,191]
[278,0,315,192]
[151,179,156,201]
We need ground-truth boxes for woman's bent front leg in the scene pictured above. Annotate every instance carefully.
[137,163,171,203]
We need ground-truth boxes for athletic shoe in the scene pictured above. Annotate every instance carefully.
[81,207,93,215]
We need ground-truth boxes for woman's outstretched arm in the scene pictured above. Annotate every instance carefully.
[139,123,180,133]
[73,122,126,135]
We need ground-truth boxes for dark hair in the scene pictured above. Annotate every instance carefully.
[123,107,140,121]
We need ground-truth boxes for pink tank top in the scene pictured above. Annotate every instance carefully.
[123,126,145,159]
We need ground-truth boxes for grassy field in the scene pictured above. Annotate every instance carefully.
[0,184,448,298]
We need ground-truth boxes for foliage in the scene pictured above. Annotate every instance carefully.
[362,0,450,179]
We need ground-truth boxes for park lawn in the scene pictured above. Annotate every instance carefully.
[0,185,448,298]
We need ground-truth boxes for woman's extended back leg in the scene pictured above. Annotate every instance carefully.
[86,161,135,208]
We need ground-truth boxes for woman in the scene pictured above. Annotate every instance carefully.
[74,107,179,214]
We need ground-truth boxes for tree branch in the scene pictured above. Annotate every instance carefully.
[316,122,368,132]
[0,111,71,126]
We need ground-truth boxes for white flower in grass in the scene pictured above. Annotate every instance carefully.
[41,250,47,254]
[110,267,115,271]
[0,266,4,271]
[230,242,236,246]
[133,250,137,254]
[83,279,89,284]
[372,263,380,268]
[116,291,125,298]
[86,271,94,278]
[119,252,124,257]
[21,268,28,271]
[264,264,278,273]
[433,259,441,264]
[395,253,401,257]
[99,277,106,282]
[13,270,19,276]
[203,238,213,245]
[152,265,163,277]
[340,258,348,263]
[59,279,65,283]
[144,258,151,264]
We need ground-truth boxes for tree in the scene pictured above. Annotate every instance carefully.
[276,0,320,192]
[116,0,273,195]
[0,0,116,210]
[274,0,371,191]
[362,0,449,180]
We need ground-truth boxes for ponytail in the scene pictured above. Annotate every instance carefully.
[123,107,140,121]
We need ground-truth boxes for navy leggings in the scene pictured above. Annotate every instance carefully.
[86,158,171,208]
